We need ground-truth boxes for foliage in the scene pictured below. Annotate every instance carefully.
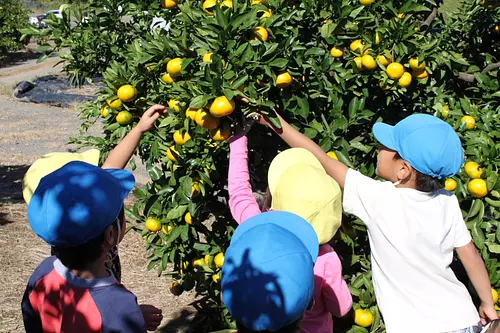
[0,0,30,57]
[69,0,500,331]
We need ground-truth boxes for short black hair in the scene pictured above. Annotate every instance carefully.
[236,319,302,333]
[393,153,441,193]
[53,220,117,270]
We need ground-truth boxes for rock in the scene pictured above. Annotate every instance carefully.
[13,81,35,97]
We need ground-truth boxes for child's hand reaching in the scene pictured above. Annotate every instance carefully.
[233,113,254,137]
[136,105,167,133]
[139,304,163,331]
[479,302,498,325]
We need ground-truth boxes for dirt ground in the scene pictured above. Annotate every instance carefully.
[0,53,200,332]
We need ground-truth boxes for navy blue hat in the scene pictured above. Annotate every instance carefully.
[221,211,319,331]
[373,114,464,179]
[27,161,135,247]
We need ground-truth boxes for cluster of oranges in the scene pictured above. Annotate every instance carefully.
[444,160,488,198]
[100,84,138,125]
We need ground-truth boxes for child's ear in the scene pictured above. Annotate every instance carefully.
[103,224,115,247]
[398,160,413,181]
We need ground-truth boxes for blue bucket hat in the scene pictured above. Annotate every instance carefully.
[27,161,135,247]
[373,114,464,179]
[221,211,319,332]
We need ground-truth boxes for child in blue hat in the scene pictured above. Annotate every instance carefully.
[257,113,496,333]
[21,105,166,333]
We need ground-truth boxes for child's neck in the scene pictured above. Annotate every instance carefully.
[70,255,110,279]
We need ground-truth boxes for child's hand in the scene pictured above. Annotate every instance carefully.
[136,105,166,133]
[479,302,498,325]
[139,304,163,331]
[233,114,254,137]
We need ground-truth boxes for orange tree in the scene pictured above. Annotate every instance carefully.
[71,0,500,331]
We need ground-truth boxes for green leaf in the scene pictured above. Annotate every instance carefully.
[167,205,188,220]
[268,58,288,68]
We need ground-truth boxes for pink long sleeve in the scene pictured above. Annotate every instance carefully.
[228,136,261,224]
[320,250,352,317]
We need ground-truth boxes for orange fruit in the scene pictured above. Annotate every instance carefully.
[398,72,412,87]
[354,57,363,69]
[117,84,137,102]
[161,73,175,84]
[386,62,405,79]
[167,57,182,77]
[195,109,221,129]
[191,184,200,197]
[467,179,488,198]
[169,282,183,296]
[461,115,476,129]
[161,0,177,8]
[493,288,499,304]
[166,146,179,162]
[409,57,426,71]
[116,111,133,125]
[210,96,235,117]
[414,69,428,79]
[168,99,180,112]
[350,39,364,52]
[327,151,338,160]
[251,26,269,41]
[162,225,173,235]
[210,123,231,141]
[100,105,111,117]
[275,72,292,88]
[202,0,217,14]
[257,9,272,19]
[360,0,375,5]
[361,54,377,70]
[377,54,391,66]
[251,0,268,5]
[330,47,343,58]
[107,98,123,110]
[220,0,232,8]
[212,273,220,283]
[173,130,191,145]
[192,258,204,267]
[375,31,381,45]
[354,309,373,328]
[185,212,193,224]
[444,178,457,191]
[203,52,213,63]
[185,107,198,121]
[464,161,483,179]
[145,217,162,232]
[214,252,224,268]
[396,13,405,19]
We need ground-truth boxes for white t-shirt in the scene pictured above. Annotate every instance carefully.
[343,169,480,333]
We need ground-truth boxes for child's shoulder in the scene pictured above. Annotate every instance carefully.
[28,256,58,285]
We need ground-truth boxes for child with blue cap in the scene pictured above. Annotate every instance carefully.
[21,105,166,332]
[257,113,496,333]
[221,211,319,332]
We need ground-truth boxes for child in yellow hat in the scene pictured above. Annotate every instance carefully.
[227,122,352,333]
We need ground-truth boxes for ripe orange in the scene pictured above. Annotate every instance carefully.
[210,96,235,117]
[257,9,272,19]
[210,123,231,141]
[145,217,162,232]
[116,111,133,125]
[192,258,204,267]
[361,54,377,70]
[185,212,193,224]
[100,105,111,117]
[360,0,375,5]
[375,31,381,45]
[203,52,213,63]
[386,62,405,80]
[117,85,137,102]
[493,288,499,304]
[161,73,175,84]
[220,0,232,8]
[214,252,224,268]
[467,179,488,198]
[495,25,500,33]
[107,98,123,110]
[251,0,268,5]
[409,57,426,71]
[354,57,363,69]
[327,151,338,160]
[212,273,220,283]
[173,130,191,145]
[191,183,200,197]
[354,309,373,328]
[167,57,182,77]
[168,99,180,112]
[195,109,221,129]
[161,0,177,8]
[275,72,293,88]
[330,47,343,58]
[444,178,457,191]
[464,161,483,179]
[461,115,476,129]
[202,0,216,14]
[169,282,183,296]
[396,13,405,19]
[162,225,173,235]
[398,72,412,87]
[350,39,364,52]
[166,146,179,162]
[414,69,428,79]
[251,26,269,41]
[185,107,199,121]
[377,54,391,66]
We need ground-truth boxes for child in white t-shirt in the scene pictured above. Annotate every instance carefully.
[258,112,496,333]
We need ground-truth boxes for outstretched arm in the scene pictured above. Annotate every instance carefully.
[102,105,166,169]
[259,113,348,188]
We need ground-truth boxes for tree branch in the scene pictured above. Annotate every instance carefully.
[458,61,500,82]
[481,62,500,74]
[420,8,437,35]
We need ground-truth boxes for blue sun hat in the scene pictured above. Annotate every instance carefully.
[373,114,464,179]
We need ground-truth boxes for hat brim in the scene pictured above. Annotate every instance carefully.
[232,211,319,263]
[373,122,397,151]
[268,148,323,196]
[105,168,135,205]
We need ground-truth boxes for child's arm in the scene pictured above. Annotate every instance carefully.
[321,251,353,317]
[258,113,349,188]
[456,242,497,324]
[102,105,166,169]
[228,136,262,224]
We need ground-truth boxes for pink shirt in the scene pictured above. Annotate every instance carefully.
[228,136,352,333]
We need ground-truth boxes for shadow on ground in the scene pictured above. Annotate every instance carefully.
[0,165,28,225]
[0,51,40,69]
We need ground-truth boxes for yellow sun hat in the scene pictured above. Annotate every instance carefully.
[267,148,323,196]
[271,162,342,244]
[22,149,100,204]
